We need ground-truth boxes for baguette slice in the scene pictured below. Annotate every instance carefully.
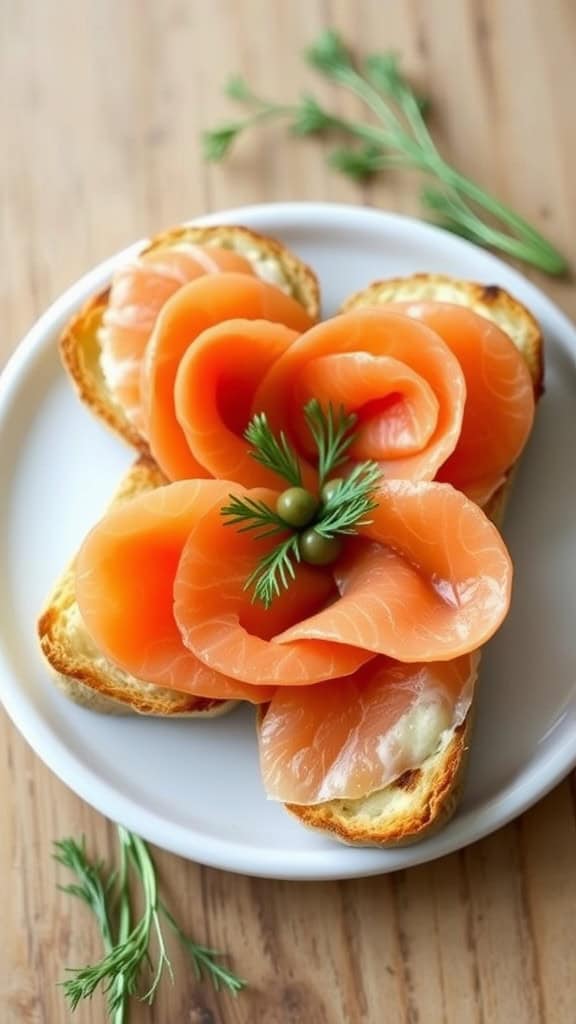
[279,274,543,846]
[37,455,237,718]
[59,224,320,453]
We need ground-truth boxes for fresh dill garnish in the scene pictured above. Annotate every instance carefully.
[160,904,246,993]
[204,29,567,276]
[304,399,357,488]
[221,404,381,607]
[243,533,302,608]
[55,827,245,1021]
[245,411,303,487]
[220,493,289,539]
[313,462,381,538]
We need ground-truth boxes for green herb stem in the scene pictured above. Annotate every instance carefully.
[203,104,296,161]
[160,903,246,993]
[436,164,567,273]
[112,835,131,1024]
[304,400,357,488]
[206,29,567,276]
[245,412,302,487]
[54,837,129,1020]
[314,462,381,538]
[220,493,289,538]
[56,828,246,1020]
[243,533,301,608]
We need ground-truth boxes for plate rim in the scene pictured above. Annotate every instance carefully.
[1,201,575,880]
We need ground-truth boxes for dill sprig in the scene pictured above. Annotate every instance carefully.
[243,533,301,608]
[245,412,302,486]
[220,493,289,539]
[314,462,381,538]
[54,837,128,1023]
[59,829,171,1014]
[54,838,117,950]
[221,405,381,607]
[304,399,357,488]
[54,837,125,1018]
[160,904,246,993]
[204,29,567,276]
[55,827,245,1021]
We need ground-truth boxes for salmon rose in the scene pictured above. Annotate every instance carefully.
[72,281,525,807]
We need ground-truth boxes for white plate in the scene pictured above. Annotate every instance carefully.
[1,202,575,880]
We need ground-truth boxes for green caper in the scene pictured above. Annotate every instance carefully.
[321,477,344,505]
[276,487,319,528]
[299,529,343,566]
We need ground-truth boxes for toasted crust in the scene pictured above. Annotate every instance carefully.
[143,224,320,319]
[59,291,146,454]
[284,274,543,845]
[37,455,236,718]
[59,224,320,451]
[285,722,471,846]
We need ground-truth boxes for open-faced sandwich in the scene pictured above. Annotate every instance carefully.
[39,222,541,847]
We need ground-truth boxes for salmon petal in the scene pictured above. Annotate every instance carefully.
[100,247,255,434]
[259,653,478,803]
[173,488,375,686]
[252,308,466,482]
[75,480,274,703]
[296,352,440,460]
[174,318,316,488]
[274,480,512,662]
[142,274,314,481]
[386,302,536,503]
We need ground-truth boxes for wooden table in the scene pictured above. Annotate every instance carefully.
[2,1,575,1021]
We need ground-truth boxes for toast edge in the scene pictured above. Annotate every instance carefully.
[59,291,149,454]
[285,718,472,847]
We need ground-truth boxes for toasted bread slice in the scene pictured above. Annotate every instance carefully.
[37,455,236,718]
[59,224,320,453]
[281,274,543,845]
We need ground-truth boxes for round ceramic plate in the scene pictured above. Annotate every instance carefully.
[1,203,575,880]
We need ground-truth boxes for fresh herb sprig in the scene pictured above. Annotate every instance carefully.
[220,493,289,539]
[245,412,303,486]
[55,827,245,1021]
[204,29,567,276]
[244,533,302,608]
[221,402,381,607]
[314,462,381,539]
[304,399,357,488]
[54,838,123,1016]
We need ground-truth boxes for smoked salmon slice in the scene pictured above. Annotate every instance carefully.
[75,481,275,703]
[173,488,375,686]
[385,302,535,503]
[175,319,315,489]
[259,654,477,803]
[99,246,256,434]
[142,274,314,481]
[173,481,510,681]
[274,480,512,662]
[252,308,467,482]
[74,481,510,704]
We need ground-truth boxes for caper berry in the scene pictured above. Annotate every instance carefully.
[276,487,319,528]
[299,529,343,566]
[321,477,344,505]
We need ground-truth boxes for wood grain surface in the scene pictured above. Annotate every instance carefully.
[1,1,575,1021]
